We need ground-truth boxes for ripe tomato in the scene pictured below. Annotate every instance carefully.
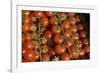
[22,48,28,56]
[48,49,55,56]
[72,52,79,59]
[60,53,70,60]
[24,16,31,24]
[55,45,66,54]
[80,31,86,39]
[63,20,70,29]
[22,24,31,32]
[22,10,30,16]
[46,11,54,17]
[25,41,36,50]
[71,26,78,33]
[69,45,75,53]
[53,35,64,44]
[83,46,90,53]
[25,33,32,41]
[65,31,71,38]
[79,49,85,58]
[51,25,61,34]
[34,11,45,18]
[43,31,53,39]
[67,41,73,47]
[82,38,89,46]
[77,24,84,31]
[41,17,49,27]
[24,49,35,61]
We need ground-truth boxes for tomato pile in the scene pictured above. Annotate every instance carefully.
[22,10,90,62]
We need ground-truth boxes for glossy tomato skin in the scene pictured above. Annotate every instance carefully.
[46,11,54,17]
[25,33,32,41]
[51,26,61,34]
[69,45,75,53]
[41,17,49,27]
[83,46,90,54]
[23,49,35,62]
[63,21,70,30]
[65,31,71,38]
[60,53,70,60]
[43,31,53,39]
[53,35,64,44]
[48,49,55,56]
[79,49,85,58]
[80,31,86,39]
[55,45,66,54]
[34,11,45,18]
[82,38,89,46]
[22,24,31,32]
[71,26,78,33]
[77,24,84,31]
[71,51,79,59]
[25,41,36,50]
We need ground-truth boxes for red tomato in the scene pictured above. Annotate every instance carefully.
[82,38,89,46]
[41,17,49,27]
[34,11,45,18]
[46,11,54,17]
[22,24,31,32]
[24,49,35,61]
[79,49,85,58]
[80,31,86,39]
[53,35,64,44]
[63,20,70,29]
[69,45,75,53]
[77,24,84,31]
[48,49,55,56]
[22,48,28,56]
[55,45,66,54]
[24,16,31,24]
[43,31,53,39]
[25,33,32,41]
[71,26,78,33]
[25,41,36,50]
[83,46,90,54]
[51,25,61,34]
[60,53,70,60]
[65,31,71,38]
[23,10,30,16]
[71,51,79,59]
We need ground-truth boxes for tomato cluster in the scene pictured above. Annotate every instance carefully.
[22,10,90,62]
